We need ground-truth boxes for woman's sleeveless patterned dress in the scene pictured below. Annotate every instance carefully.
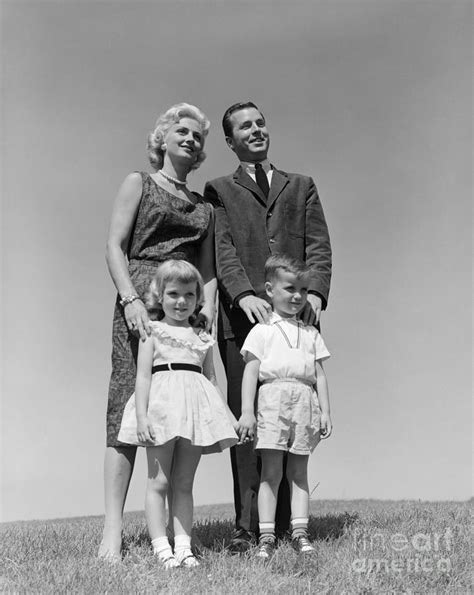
[106,172,212,446]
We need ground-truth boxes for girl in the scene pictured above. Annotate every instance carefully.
[118,260,238,568]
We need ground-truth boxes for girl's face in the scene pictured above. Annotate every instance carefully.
[163,117,204,165]
[160,279,198,326]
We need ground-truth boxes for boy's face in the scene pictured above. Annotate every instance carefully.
[265,270,308,318]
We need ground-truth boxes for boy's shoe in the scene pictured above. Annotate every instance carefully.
[228,528,256,553]
[292,535,315,554]
[256,537,276,560]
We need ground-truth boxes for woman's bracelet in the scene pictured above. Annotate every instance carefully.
[119,294,141,308]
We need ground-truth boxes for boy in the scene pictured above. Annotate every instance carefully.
[237,254,333,558]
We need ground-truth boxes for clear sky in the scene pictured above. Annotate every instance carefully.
[1,1,472,522]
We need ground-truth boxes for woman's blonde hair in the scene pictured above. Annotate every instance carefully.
[146,259,205,321]
[147,103,210,171]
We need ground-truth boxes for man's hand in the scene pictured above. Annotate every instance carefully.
[300,294,322,326]
[238,295,272,324]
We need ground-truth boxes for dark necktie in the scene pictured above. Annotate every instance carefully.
[255,162,270,198]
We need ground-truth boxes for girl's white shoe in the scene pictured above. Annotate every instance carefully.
[176,549,200,567]
[157,554,180,570]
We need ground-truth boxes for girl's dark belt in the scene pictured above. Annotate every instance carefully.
[152,363,202,374]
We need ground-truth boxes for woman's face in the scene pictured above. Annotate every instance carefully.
[163,117,204,165]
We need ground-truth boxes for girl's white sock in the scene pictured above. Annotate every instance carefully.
[151,536,174,560]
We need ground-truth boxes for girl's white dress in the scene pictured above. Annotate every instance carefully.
[118,321,238,454]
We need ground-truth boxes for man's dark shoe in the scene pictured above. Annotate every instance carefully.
[228,528,256,553]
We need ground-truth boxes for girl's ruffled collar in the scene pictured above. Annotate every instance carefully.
[150,320,215,350]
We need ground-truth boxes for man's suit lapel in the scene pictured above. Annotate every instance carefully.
[233,166,267,207]
[233,166,289,209]
[267,168,289,210]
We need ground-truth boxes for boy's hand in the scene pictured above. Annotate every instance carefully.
[237,412,256,444]
[137,417,156,443]
[319,412,332,439]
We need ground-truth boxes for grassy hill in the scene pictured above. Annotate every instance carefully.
[0,500,471,593]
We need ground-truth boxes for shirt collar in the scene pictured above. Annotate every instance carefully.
[240,159,271,175]
[269,311,299,325]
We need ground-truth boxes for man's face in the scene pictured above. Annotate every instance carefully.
[226,107,270,162]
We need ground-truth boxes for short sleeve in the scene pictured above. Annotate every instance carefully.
[240,325,266,362]
[315,332,331,362]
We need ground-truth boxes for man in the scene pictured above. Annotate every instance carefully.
[204,101,332,551]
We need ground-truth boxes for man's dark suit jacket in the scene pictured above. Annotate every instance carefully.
[204,165,332,340]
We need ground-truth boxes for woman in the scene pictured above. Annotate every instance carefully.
[99,103,216,560]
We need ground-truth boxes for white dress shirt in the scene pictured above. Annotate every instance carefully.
[240,159,273,187]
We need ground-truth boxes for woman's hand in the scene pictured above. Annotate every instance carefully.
[197,303,215,332]
[124,299,151,341]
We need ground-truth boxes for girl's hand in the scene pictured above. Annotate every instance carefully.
[137,417,156,443]
[237,412,256,444]
[124,299,151,341]
[319,412,333,439]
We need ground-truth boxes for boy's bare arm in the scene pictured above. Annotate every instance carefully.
[315,360,332,439]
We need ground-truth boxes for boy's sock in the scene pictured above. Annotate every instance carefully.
[174,534,199,567]
[151,536,178,567]
[259,522,276,543]
[291,517,309,539]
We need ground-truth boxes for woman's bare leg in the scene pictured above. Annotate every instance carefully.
[99,445,136,558]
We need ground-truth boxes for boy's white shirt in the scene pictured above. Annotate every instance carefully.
[240,312,330,383]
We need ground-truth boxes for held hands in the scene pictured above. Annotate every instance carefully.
[237,411,256,445]
[137,416,156,444]
[124,299,151,341]
[299,294,322,326]
[319,412,333,439]
[238,295,272,324]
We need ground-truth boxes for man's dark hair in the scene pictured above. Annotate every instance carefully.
[222,101,264,138]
